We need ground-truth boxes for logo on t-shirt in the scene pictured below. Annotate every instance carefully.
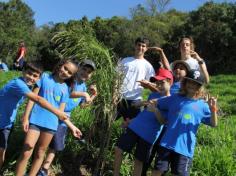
[73,98,79,102]
[55,96,61,102]
[184,114,192,120]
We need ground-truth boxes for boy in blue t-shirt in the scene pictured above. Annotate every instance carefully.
[113,69,173,176]
[0,62,69,169]
[38,59,97,176]
[148,70,218,176]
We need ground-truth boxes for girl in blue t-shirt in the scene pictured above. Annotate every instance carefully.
[148,70,218,176]
[16,59,82,176]
[39,59,97,176]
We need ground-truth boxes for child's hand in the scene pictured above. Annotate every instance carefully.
[84,92,92,103]
[57,111,69,121]
[146,99,157,112]
[21,117,29,132]
[208,95,218,112]
[137,80,155,89]
[89,84,97,96]
[71,126,82,139]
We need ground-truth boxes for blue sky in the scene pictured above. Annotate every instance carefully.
[8,0,236,26]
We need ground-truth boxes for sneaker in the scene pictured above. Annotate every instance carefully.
[37,168,48,176]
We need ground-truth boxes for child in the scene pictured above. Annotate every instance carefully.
[0,62,70,169]
[170,60,191,94]
[16,59,82,176]
[38,59,97,176]
[149,69,218,176]
[141,60,191,176]
[113,69,173,176]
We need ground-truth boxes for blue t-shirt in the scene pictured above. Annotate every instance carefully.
[0,77,31,129]
[59,81,87,126]
[170,81,180,94]
[128,92,166,144]
[29,73,69,131]
[64,81,87,113]
[158,94,212,158]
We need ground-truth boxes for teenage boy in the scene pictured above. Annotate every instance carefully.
[117,37,155,126]
[38,59,97,176]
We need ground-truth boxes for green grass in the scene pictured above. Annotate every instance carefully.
[0,72,235,175]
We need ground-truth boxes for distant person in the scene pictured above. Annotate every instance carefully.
[116,37,155,127]
[178,37,210,83]
[0,59,9,72]
[14,41,26,70]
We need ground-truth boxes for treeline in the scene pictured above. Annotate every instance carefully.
[0,0,235,74]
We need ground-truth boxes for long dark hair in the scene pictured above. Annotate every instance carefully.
[52,59,78,86]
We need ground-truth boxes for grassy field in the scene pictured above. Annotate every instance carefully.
[0,72,235,175]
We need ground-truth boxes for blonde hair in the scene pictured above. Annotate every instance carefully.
[179,78,205,99]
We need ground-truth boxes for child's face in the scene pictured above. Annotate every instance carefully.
[173,64,187,80]
[58,62,78,80]
[180,39,191,55]
[77,66,94,82]
[134,42,148,56]
[23,70,41,86]
[155,79,171,94]
[185,79,201,95]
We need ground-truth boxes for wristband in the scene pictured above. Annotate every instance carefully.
[211,106,218,112]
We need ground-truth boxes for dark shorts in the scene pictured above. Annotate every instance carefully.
[0,128,12,149]
[29,124,56,135]
[154,146,192,176]
[116,128,153,162]
[49,125,67,151]
[116,99,141,120]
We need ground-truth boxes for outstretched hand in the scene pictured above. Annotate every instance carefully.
[71,126,83,139]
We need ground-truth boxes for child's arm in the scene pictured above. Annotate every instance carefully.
[137,80,160,92]
[146,100,166,124]
[59,102,82,138]
[63,118,82,138]
[70,91,92,103]
[208,96,218,127]
[25,92,69,121]
[80,84,98,108]
[21,87,39,132]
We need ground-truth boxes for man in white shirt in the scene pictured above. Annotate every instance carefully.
[116,37,155,126]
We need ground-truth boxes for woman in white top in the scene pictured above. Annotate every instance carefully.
[178,37,210,84]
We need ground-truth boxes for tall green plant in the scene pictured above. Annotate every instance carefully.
[51,30,122,175]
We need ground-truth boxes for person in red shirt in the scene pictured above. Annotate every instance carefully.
[14,41,26,70]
